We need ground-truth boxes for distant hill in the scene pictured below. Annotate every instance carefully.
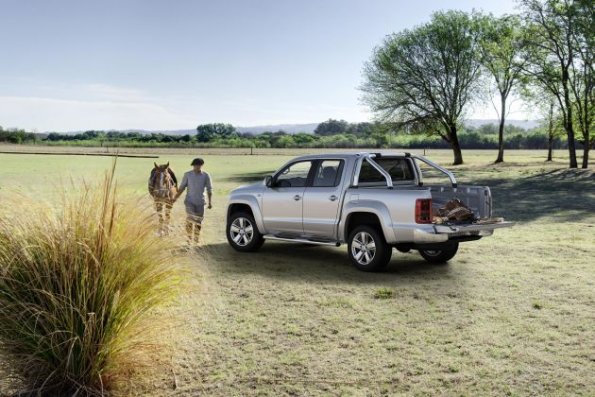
[49,119,540,135]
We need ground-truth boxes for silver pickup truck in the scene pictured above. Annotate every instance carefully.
[226,152,513,271]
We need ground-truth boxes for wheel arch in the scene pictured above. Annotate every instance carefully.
[340,202,396,244]
[227,196,266,234]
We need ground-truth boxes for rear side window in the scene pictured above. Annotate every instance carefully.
[359,157,414,184]
[312,160,344,187]
[358,161,386,183]
[378,158,414,181]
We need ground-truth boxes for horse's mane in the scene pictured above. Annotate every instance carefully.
[167,168,178,186]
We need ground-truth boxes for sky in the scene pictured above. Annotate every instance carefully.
[0,0,527,132]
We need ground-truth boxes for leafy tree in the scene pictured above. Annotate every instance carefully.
[519,0,586,168]
[477,13,526,163]
[196,123,237,142]
[362,11,483,164]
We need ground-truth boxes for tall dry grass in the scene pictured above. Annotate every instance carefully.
[0,162,185,396]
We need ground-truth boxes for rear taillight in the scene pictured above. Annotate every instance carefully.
[415,199,432,224]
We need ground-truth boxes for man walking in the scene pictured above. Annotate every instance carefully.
[173,158,213,244]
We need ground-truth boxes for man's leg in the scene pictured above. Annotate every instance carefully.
[192,205,205,243]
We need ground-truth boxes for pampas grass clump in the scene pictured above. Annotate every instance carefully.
[0,164,183,396]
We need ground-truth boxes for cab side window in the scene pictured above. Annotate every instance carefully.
[274,161,313,187]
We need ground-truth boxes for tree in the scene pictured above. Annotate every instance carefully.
[519,0,591,168]
[314,119,349,136]
[477,13,526,163]
[362,11,483,165]
[196,123,237,142]
[569,0,594,168]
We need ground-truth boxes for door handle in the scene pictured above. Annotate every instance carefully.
[329,195,338,201]
[293,195,301,201]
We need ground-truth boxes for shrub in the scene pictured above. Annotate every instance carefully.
[0,162,184,396]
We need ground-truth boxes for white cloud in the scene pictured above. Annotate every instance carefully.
[0,95,198,131]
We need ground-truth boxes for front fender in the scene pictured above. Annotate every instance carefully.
[227,194,267,234]
[338,200,396,244]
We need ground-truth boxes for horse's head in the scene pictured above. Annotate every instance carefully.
[150,162,176,200]
[154,162,170,173]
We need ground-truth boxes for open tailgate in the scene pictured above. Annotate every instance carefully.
[434,220,515,234]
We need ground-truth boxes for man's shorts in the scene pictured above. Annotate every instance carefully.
[185,202,205,224]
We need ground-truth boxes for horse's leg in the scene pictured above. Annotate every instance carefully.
[163,202,173,236]
[155,201,164,234]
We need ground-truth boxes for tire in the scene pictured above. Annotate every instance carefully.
[419,243,459,264]
[227,211,264,252]
[347,225,392,271]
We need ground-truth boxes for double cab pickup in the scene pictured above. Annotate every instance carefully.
[226,152,513,271]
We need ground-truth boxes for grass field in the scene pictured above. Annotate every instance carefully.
[1,147,594,396]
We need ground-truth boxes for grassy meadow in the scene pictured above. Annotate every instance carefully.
[0,147,594,396]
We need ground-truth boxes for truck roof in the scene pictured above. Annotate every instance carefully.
[289,151,412,162]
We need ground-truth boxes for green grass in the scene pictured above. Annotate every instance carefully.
[1,147,594,396]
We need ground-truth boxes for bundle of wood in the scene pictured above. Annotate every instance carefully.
[433,198,476,224]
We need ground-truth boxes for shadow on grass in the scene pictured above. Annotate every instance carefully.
[470,168,595,223]
[203,242,453,284]
[223,170,275,184]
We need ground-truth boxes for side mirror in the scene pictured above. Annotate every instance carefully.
[265,175,273,187]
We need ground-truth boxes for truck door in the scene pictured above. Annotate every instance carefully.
[302,159,345,239]
[262,160,314,235]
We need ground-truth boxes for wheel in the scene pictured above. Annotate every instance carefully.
[227,212,264,252]
[347,225,392,271]
[419,243,459,264]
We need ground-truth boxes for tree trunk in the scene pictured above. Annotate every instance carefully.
[449,125,463,165]
[582,137,590,169]
[547,136,553,162]
[495,94,506,164]
[562,72,578,168]
[565,119,578,168]
[547,102,554,162]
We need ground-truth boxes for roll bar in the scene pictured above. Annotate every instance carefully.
[352,153,457,189]
[352,154,394,188]
[412,154,458,188]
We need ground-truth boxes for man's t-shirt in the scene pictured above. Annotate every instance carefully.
[179,171,213,206]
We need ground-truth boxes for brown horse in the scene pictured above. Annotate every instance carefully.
[148,162,178,235]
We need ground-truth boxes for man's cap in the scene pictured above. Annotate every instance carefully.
[191,158,204,166]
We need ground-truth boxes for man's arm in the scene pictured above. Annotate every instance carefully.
[206,173,213,209]
[173,174,187,202]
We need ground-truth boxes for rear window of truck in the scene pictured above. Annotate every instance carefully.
[359,157,414,185]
